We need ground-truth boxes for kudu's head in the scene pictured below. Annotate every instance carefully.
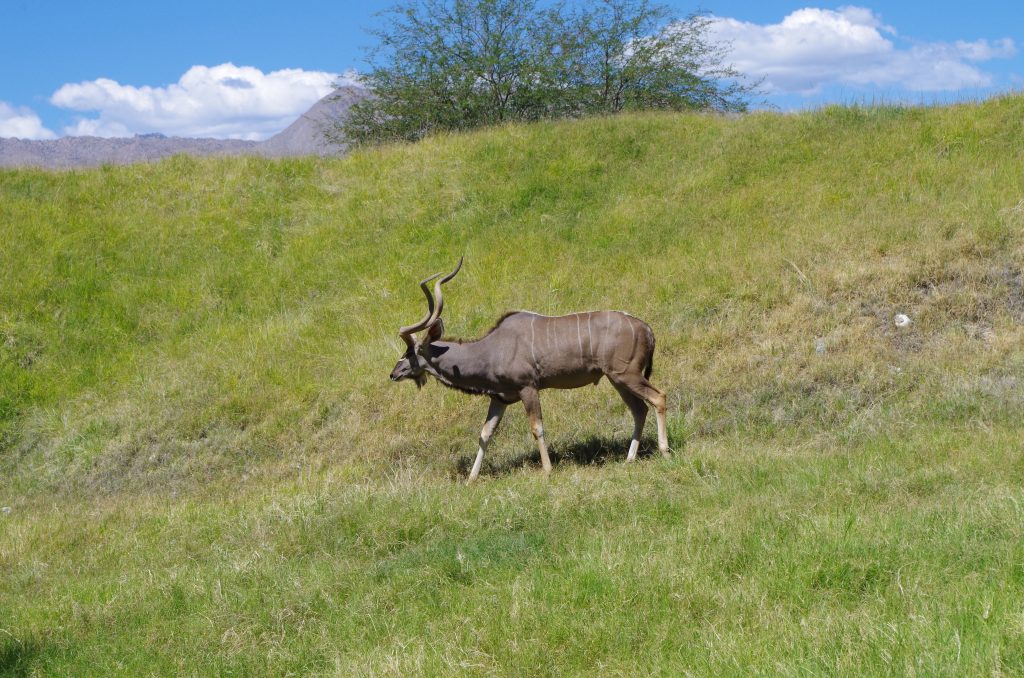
[390,257,463,388]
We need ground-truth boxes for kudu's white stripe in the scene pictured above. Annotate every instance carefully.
[529,315,538,368]
[576,314,583,359]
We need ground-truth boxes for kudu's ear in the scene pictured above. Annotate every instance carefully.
[427,319,444,341]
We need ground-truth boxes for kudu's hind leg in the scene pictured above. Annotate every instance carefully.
[468,398,507,484]
[520,387,552,475]
[616,376,670,458]
[612,383,648,462]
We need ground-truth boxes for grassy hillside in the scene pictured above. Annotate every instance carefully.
[2,99,1024,674]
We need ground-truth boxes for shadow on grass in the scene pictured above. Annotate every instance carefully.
[0,635,42,677]
[454,435,661,480]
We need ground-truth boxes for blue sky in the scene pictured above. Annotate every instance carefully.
[1,1,1021,139]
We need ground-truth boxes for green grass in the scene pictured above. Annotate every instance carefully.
[2,98,1024,674]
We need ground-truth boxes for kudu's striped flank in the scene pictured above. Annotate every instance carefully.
[390,258,670,483]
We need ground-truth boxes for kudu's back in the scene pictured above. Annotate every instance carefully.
[484,310,655,389]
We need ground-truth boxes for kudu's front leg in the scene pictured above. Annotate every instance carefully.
[520,387,552,475]
[468,397,506,484]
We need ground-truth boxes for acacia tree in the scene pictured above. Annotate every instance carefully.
[567,3,752,114]
[338,0,755,144]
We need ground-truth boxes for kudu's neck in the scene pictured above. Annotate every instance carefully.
[421,339,500,398]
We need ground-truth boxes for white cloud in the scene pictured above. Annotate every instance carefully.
[51,63,361,140]
[708,7,1016,95]
[0,101,57,140]
[955,38,1016,62]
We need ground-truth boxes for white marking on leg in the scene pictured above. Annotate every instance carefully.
[627,438,640,462]
[656,407,669,457]
[469,447,485,482]
[536,429,551,474]
[469,402,505,483]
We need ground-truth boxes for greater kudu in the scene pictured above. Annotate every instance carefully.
[390,258,670,482]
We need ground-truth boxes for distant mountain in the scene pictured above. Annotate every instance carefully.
[0,87,371,170]
[0,135,259,170]
[258,86,370,157]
